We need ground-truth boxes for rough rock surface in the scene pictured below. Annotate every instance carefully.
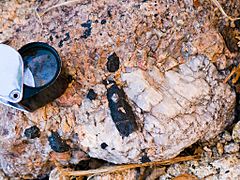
[49,123,240,180]
[0,0,239,178]
[78,55,235,164]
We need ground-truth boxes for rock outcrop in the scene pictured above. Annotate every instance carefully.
[0,0,238,178]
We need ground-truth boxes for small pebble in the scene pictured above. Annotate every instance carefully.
[232,121,240,143]
[203,146,212,157]
[222,131,232,142]
[217,143,224,156]
[212,147,219,157]
[224,143,240,154]
[24,126,41,139]
[203,146,211,152]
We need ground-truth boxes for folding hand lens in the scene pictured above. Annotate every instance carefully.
[0,42,68,112]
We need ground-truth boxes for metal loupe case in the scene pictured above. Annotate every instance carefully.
[0,42,69,112]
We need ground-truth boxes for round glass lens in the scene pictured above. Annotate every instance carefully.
[22,48,58,88]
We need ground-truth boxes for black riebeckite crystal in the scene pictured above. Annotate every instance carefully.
[107,52,120,72]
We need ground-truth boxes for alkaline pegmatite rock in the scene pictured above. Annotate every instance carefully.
[76,55,235,164]
[0,0,238,178]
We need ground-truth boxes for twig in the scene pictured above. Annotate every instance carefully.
[223,66,237,84]
[35,6,43,28]
[210,0,240,22]
[60,155,200,177]
[224,64,240,84]
[40,0,90,17]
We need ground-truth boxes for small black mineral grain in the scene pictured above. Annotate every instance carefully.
[67,74,74,83]
[141,154,151,163]
[24,125,41,139]
[81,20,92,39]
[63,32,70,41]
[48,131,70,153]
[107,9,112,17]
[107,52,120,72]
[101,19,107,24]
[49,35,53,41]
[87,89,97,100]
[101,142,108,149]
[58,40,64,48]
[107,82,137,137]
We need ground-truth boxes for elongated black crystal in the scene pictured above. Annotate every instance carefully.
[106,82,137,137]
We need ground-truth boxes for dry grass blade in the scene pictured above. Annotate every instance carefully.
[34,6,43,28]
[224,64,240,84]
[40,0,91,17]
[210,0,240,22]
[224,67,237,84]
[60,155,200,177]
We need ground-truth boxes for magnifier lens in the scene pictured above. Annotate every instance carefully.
[20,45,59,88]
[0,42,67,112]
